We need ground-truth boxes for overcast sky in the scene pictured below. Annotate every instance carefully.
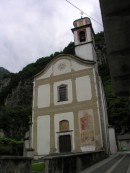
[0,0,103,73]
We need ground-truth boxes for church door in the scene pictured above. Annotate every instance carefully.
[59,135,71,152]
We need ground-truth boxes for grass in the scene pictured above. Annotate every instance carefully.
[32,162,44,172]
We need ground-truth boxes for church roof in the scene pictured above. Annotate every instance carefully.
[73,17,91,28]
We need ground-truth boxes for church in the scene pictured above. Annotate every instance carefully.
[32,17,109,158]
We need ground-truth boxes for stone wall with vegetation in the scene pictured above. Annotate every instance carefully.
[0,156,32,173]
[0,137,23,156]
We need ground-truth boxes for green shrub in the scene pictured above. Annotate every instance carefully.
[0,137,23,156]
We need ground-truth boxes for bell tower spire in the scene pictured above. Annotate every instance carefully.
[71,17,96,62]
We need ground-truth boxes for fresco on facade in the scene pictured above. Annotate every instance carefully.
[79,109,95,146]
[59,120,69,131]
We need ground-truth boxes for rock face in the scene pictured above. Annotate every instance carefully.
[0,67,10,79]
[0,66,33,107]
[5,80,33,107]
[0,67,10,93]
[0,78,10,93]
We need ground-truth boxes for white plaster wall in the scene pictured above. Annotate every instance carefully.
[37,67,53,80]
[54,79,72,105]
[92,69,98,98]
[38,84,50,108]
[53,59,71,76]
[81,146,95,151]
[71,60,90,71]
[93,73,103,149]
[93,75,103,150]
[37,115,50,155]
[32,82,35,109]
[76,75,92,102]
[98,76,109,153]
[54,112,75,152]
[75,44,94,61]
[109,127,117,154]
[92,45,97,62]
[86,27,92,42]
[31,111,34,149]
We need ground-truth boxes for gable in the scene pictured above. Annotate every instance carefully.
[36,55,93,80]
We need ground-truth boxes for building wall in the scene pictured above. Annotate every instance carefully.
[38,84,50,108]
[75,43,95,61]
[32,55,103,156]
[37,115,50,155]
[109,127,117,154]
[98,76,109,153]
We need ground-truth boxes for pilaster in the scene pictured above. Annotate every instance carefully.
[73,111,81,152]
[50,114,56,153]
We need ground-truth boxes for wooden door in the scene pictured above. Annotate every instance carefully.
[59,135,71,152]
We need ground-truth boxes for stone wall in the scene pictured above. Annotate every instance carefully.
[0,156,32,173]
[44,151,107,173]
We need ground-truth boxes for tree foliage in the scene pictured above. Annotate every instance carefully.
[103,79,129,133]
[63,42,75,55]
[0,106,31,140]
[98,63,130,134]
[0,67,10,80]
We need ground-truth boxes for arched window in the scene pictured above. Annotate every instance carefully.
[58,84,68,102]
[59,120,69,131]
[79,30,86,42]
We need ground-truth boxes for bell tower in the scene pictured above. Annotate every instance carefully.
[72,17,96,62]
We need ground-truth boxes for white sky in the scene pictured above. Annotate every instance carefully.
[0,0,103,73]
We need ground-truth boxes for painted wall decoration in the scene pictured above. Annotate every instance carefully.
[79,109,95,147]
[59,120,69,131]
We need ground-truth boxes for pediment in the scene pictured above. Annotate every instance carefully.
[35,54,93,80]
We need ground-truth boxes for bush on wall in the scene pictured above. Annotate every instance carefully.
[0,137,23,156]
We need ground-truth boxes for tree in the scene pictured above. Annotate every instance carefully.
[104,79,129,133]
[63,42,75,55]
[0,106,31,140]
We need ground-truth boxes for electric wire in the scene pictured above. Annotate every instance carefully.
[66,0,103,27]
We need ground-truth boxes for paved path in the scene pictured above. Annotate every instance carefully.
[79,152,130,173]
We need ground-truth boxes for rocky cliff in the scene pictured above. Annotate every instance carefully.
[5,80,33,107]
[0,68,33,107]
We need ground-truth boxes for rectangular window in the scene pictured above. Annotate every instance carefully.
[58,84,68,102]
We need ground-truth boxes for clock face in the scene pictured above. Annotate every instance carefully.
[58,63,66,70]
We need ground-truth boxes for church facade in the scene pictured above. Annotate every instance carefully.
[32,17,109,158]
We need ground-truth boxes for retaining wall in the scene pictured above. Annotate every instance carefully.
[44,151,107,173]
[0,156,32,173]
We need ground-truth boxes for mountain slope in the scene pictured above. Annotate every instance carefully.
[0,67,10,79]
